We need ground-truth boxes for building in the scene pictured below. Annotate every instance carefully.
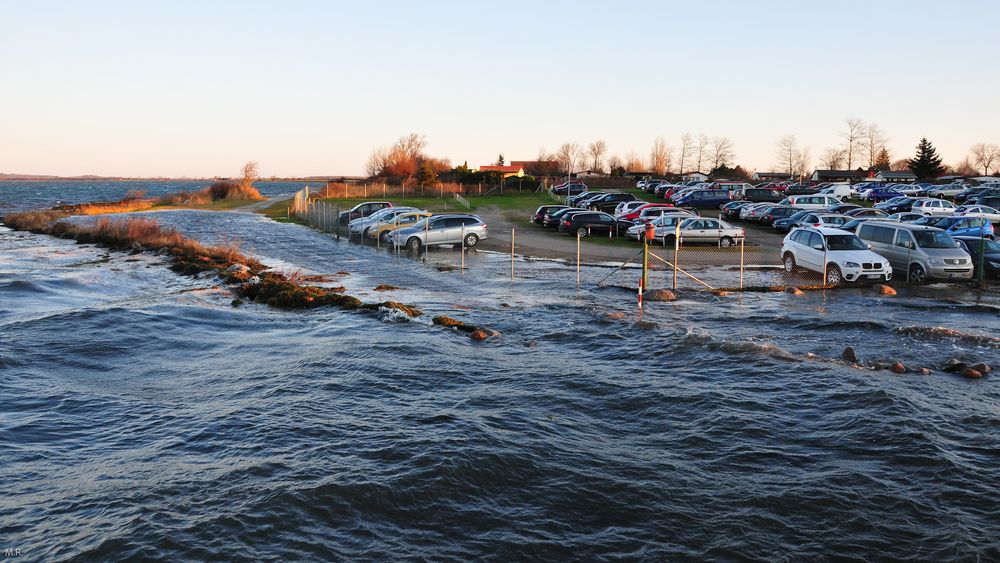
[752,171,793,181]
[810,169,866,183]
[873,170,917,183]
[476,165,525,178]
[511,160,560,176]
[681,171,709,182]
[573,169,607,178]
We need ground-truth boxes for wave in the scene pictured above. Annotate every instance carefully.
[896,326,1000,347]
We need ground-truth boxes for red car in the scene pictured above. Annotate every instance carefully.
[622,203,675,221]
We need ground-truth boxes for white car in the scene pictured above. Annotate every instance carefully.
[955,204,1000,223]
[911,198,956,216]
[926,183,966,198]
[783,195,842,210]
[625,213,689,242]
[614,200,647,217]
[781,226,892,285]
[348,207,417,235]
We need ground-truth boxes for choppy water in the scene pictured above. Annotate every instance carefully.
[2,187,1000,560]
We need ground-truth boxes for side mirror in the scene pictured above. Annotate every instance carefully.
[813,244,825,251]
[867,243,873,249]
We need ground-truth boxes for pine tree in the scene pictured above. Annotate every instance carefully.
[907,138,944,180]
[415,161,437,187]
[874,147,891,170]
[496,153,505,166]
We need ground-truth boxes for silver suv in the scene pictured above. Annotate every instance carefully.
[856,221,973,282]
[388,214,488,251]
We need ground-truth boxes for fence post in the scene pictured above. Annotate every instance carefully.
[739,238,745,289]
[364,183,367,198]
[672,222,680,290]
[823,246,828,288]
[576,231,581,285]
[461,224,465,273]
[335,205,340,240]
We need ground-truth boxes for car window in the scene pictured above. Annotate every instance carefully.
[894,230,913,248]
[806,232,822,248]
[703,220,719,229]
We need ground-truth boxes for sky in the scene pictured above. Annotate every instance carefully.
[1,0,999,177]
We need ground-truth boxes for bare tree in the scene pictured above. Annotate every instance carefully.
[677,133,694,173]
[649,137,671,175]
[607,155,624,174]
[841,118,864,169]
[366,148,387,177]
[710,137,735,170]
[795,146,812,179]
[819,147,845,169]
[240,161,259,192]
[971,143,1000,175]
[890,158,910,172]
[951,157,978,176]
[775,135,799,175]
[588,140,608,172]
[695,134,709,173]
[556,142,586,174]
[625,151,645,173]
[862,122,888,168]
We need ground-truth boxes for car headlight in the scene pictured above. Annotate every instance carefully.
[988,259,1000,268]
[844,262,860,268]
[927,257,943,265]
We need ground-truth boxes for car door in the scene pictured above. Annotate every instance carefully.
[425,217,449,244]
[701,219,721,243]
[798,231,823,270]
[891,229,916,269]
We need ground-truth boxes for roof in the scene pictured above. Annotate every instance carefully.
[876,171,917,178]
[478,165,522,173]
[813,169,865,178]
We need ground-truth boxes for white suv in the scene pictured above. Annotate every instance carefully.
[781,226,892,285]
[911,198,956,216]
[783,195,842,210]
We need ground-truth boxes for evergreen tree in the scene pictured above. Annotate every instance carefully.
[874,147,891,170]
[907,138,944,180]
[496,153,505,166]
[415,161,438,187]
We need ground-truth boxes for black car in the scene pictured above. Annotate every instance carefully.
[773,210,812,233]
[844,208,889,219]
[552,182,588,195]
[971,195,1000,209]
[783,184,819,196]
[758,205,802,226]
[876,197,917,214]
[338,201,393,225]
[954,187,986,203]
[557,211,633,237]
[532,205,568,225]
[827,203,862,214]
[742,188,785,203]
[586,192,640,212]
[955,236,1000,280]
[542,207,587,228]
[839,218,874,233]
[721,201,753,220]
[568,191,605,207]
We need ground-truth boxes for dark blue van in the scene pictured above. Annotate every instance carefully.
[674,189,731,208]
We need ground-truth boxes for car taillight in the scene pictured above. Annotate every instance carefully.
[563,220,571,225]
[481,224,487,229]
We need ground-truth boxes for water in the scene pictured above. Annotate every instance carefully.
[2,186,1000,560]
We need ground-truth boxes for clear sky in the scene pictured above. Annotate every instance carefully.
[2,0,998,177]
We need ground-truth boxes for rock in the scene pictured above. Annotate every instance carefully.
[644,289,677,302]
[336,271,350,276]
[872,360,890,370]
[605,311,627,321]
[713,290,732,297]
[246,276,261,285]
[890,362,906,374]
[227,264,250,274]
[469,330,488,341]
[969,363,992,375]
[485,329,501,337]
[501,303,511,308]
[373,284,401,291]
[231,299,244,307]
[842,346,859,364]
[919,367,932,376]
[961,367,983,379]
[942,358,966,373]
[786,287,805,296]
[522,340,538,348]
[874,284,896,296]
[131,242,144,252]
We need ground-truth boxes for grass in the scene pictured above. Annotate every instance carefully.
[257,198,304,224]
[315,191,558,213]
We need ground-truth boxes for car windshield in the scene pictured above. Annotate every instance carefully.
[825,234,868,251]
[914,230,959,249]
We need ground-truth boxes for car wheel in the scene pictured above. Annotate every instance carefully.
[463,233,478,248]
[379,230,391,243]
[407,237,422,252]
[362,227,370,238]
[663,234,676,246]
[783,253,796,273]
[720,236,734,248]
[576,227,588,237]
[825,265,843,286]
[908,263,927,284]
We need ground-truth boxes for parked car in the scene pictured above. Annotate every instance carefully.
[844,208,889,219]
[532,205,569,225]
[614,200,648,217]
[971,196,1000,210]
[625,213,689,242]
[817,184,854,199]
[798,213,852,228]
[741,188,785,203]
[839,217,878,233]
[826,203,862,214]
[622,202,676,221]
[389,214,488,251]
[758,205,803,226]
[338,201,393,225]
[567,191,604,206]
[955,236,1000,280]
[673,188,732,209]
[586,192,640,212]
[552,181,588,195]
[782,226,892,285]
[634,206,693,223]
[926,183,966,198]
[896,184,928,197]
[886,212,926,223]
[876,197,918,214]
[368,211,433,242]
[349,206,416,236]
[558,211,633,237]
[721,201,754,220]
[740,202,775,222]
[782,195,842,210]
[542,207,587,228]
[783,184,819,196]
[856,221,974,283]
[911,198,957,216]
[954,186,987,203]
[773,210,814,233]
[923,216,994,239]
[955,204,1000,223]
[668,217,744,247]
[865,187,905,202]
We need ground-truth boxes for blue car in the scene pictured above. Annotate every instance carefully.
[673,188,732,209]
[930,216,994,239]
[866,187,905,202]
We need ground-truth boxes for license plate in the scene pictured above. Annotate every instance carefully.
[866,274,881,279]
[950,273,966,278]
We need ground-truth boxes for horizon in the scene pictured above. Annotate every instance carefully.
[2,0,999,178]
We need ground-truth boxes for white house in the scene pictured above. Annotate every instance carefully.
[682,171,709,182]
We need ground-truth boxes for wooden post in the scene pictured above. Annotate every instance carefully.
[672,222,680,290]
[576,231,581,285]
[739,238,745,289]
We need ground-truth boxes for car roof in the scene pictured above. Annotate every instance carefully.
[862,220,944,232]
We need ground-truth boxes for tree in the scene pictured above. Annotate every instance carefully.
[775,135,800,175]
[677,133,694,172]
[240,161,259,192]
[649,137,671,175]
[695,134,709,173]
[710,137,735,170]
[795,147,812,179]
[890,158,910,172]
[841,118,864,170]
[907,138,945,180]
[951,157,978,177]
[819,147,845,169]
[556,142,585,174]
[415,161,438,187]
[588,140,607,172]
[970,143,1000,175]
[874,147,891,170]
[496,153,505,166]
[862,121,888,169]
[624,152,645,173]
[608,155,625,176]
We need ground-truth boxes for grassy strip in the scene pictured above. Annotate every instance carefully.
[2,210,495,339]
